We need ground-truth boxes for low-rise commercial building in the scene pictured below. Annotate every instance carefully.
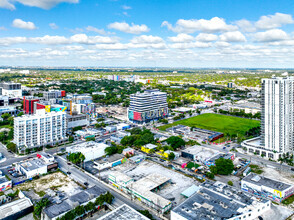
[122,147,134,156]
[109,172,172,213]
[94,154,126,171]
[66,141,108,162]
[0,175,12,192]
[42,186,106,220]
[15,153,57,178]
[241,173,294,203]
[141,143,157,153]
[230,101,261,114]
[181,146,234,166]
[110,131,130,144]
[171,181,271,220]
[0,193,34,220]
[98,204,149,220]
[75,128,102,140]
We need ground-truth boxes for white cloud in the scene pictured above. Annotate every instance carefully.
[85,26,109,35]
[12,19,37,30]
[0,26,7,31]
[255,13,294,29]
[253,29,289,42]
[29,35,68,44]
[235,19,256,32]
[195,33,218,42]
[214,41,231,47]
[49,23,58,29]
[108,22,150,34]
[0,0,15,10]
[94,43,128,50]
[131,35,163,44]
[0,37,27,46]
[0,0,79,10]
[219,31,246,42]
[70,34,118,44]
[162,17,237,33]
[122,5,131,10]
[168,33,195,43]
[0,34,118,46]
[169,42,212,49]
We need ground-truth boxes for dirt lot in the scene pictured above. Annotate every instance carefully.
[14,171,82,200]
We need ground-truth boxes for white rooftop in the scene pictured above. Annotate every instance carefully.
[0,197,33,219]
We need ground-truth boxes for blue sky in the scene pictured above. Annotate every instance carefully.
[0,0,294,68]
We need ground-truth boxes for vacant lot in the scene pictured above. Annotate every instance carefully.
[159,113,260,138]
[14,171,82,200]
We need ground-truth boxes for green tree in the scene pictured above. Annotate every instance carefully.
[68,136,74,143]
[168,152,175,161]
[138,210,155,220]
[67,152,85,164]
[17,112,24,117]
[166,136,185,150]
[206,172,215,179]
[228,181,233,186]
[104,145,118,156]
[1,113,10,120]
[86,136,95,142]
[84,201,95,212]
[7,142,17,153]
[214,158,234,175]
[33,198,50,218]
[74,206,85,216]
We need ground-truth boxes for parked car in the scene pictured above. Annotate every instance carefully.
[223,147,226,149]
[66,171,71,175]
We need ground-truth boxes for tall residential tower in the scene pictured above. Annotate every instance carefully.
[261,76,294,154]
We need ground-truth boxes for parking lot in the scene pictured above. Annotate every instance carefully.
[1,165,26,183]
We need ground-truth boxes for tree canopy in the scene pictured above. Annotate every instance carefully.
[67,152,85,164]
[166,136,185,150]
[210,158,234,175]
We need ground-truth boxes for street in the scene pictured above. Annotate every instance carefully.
[56,156,162,220]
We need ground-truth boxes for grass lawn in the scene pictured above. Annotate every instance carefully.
[159,113,260,139]
[282,194,294,205]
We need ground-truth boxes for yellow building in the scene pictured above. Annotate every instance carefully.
[141,144,157,153]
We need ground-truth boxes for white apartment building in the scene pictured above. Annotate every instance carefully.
[128,89,168,123]
[14,109,67,151]
[0,82,22,98]
[261,77,294,154]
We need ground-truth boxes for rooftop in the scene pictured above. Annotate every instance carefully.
[44,186,106,219]
[144,143,157,149]
[94,154,125,165]
[98,204,149,220]
[18,158,47,171]
[242,173,293,191]
[0,197,33,219]
[182,146,219,159]
[0,175,11,184]
[173,181,269,220]
[68,141,108,152]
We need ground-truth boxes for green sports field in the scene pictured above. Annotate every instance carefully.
[159,113,260,138]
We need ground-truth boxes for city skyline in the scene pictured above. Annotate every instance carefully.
[0,0,294,68]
